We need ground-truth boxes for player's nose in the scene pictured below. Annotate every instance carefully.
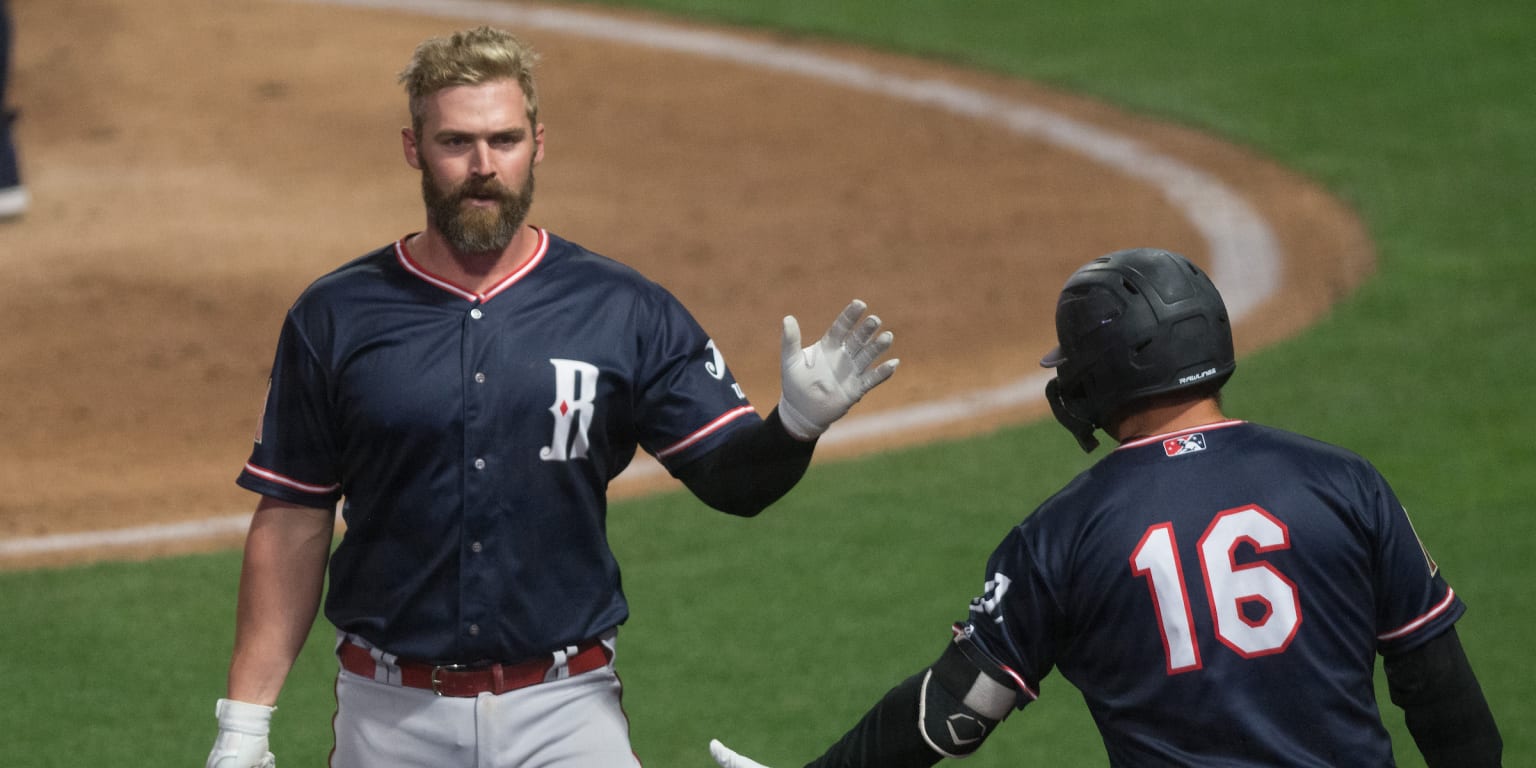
[468,140,496,176]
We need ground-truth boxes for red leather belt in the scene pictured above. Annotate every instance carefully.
[338,638,610,697]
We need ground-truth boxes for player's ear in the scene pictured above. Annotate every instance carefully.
[402,127,423,170]
[532,123,546,167]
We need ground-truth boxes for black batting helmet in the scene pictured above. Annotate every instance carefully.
[1041,248,1235,452]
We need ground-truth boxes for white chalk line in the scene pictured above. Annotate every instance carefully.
[0,0,1280,560]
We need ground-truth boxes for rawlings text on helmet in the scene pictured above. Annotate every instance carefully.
[1178,367,1219,385]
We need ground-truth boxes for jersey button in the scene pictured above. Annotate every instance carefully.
[468,624,480,636]
[474,458,486,470]
[470,308,484,320]
[474,372,486,384]
[471,541,483,553]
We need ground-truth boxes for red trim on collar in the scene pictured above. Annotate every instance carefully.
[1115,420,1246,451]
[482,228,550,300]
[393,228,550,302]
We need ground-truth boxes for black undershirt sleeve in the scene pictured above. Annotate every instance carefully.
[1383,626,1502,767]
[672,407,817,517]
[804,672,942,768]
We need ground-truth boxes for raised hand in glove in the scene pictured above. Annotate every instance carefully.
[205,698,277,768]
[778,299,899,440]
[710,739,775,768]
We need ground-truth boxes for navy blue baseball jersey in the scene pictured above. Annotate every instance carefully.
[237,229,759,663]
[964,420,1463,766]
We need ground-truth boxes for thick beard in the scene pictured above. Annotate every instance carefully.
[421,165,535,254]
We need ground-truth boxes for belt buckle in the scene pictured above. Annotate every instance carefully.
[430,663,469,696]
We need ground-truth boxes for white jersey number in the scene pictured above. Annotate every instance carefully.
[1130,505,1300,674]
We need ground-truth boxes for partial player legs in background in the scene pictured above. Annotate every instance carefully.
[0,108,23,219]
[0,0,26,221]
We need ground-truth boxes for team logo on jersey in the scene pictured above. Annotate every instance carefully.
[540,359,599,462]
[1402,506,1440,577]
[254,379,271,445]
[1163,433,1207,457]
[704,339,726,380]
[970,572,1013,624]
[704,338,748,400]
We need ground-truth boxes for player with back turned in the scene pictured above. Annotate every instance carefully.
[203,26,898,768]
[711,248,1501,767]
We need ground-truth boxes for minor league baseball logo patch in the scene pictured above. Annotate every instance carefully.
[1163,433,1207,457]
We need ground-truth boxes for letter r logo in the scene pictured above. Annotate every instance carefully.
[540,358,599,462]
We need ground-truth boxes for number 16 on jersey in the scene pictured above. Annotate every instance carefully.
[1131,505,1301,675]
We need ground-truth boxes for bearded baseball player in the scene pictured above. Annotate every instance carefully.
[710,248,1501,767]
[203,26,898,768]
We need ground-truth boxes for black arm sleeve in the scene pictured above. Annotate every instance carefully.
[1383,626,1502,767]
[804,673,942,768]
[672,407,816,517]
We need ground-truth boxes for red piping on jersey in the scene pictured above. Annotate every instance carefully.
[393,228,550,302]
[1377,588,1457,641]
[243,461,341,495]
[1115,420,1247,451]
[654,406,757,460]
[1007,665,1039,701]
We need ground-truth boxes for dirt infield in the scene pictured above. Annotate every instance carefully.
[0,0,1372,568]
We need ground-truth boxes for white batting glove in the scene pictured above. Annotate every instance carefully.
[205,698,277,768]
[710,739,775,768]
[778,299,899,440]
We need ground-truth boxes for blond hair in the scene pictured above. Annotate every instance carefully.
[398,26,541,133]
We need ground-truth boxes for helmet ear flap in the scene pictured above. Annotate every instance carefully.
[1046,377,1100,453]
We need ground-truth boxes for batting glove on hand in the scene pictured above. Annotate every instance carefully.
[205,698,277,768]
[710,739,775,768]
[778,299,899,441]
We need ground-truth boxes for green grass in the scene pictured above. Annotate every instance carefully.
[0,553,339,766]
[5,0,1533,765]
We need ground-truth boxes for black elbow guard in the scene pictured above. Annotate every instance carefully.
[918,631,1027,758]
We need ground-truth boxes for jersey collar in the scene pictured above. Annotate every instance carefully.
[393,227,550,302]
[1114,420,1246,451]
